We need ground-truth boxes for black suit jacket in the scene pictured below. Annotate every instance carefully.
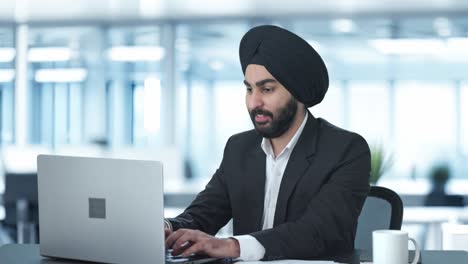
[169,112,370,260]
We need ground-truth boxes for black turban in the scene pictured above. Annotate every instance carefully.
[239,25,329,108]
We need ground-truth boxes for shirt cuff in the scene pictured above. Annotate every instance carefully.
[164,218,173,231]
[233,235,265,261]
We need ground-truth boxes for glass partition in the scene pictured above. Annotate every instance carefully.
[28,26,100,147]
[174,22,250,179]
[461,82,468,157]
[394,81,457,178]
[106,25,164,147]
[1,15,467,181]
[0,26,15,144]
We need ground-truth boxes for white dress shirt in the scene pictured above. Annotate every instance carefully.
[234,113,308,260]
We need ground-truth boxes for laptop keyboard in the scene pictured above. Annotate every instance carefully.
[166,249,220,264]
[166,249,190,261]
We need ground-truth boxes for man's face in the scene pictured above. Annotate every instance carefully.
[244,64,298,139]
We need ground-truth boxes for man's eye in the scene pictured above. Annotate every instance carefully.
[246,87,252,93]
[263,87,273,93]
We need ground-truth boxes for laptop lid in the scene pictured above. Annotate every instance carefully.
[37,155,165,264]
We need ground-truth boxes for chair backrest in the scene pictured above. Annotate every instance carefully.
[355,186,403,250]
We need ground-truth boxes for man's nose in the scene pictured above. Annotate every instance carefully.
[247,91,264,110]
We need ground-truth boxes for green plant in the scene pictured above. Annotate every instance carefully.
[370,144,393,184]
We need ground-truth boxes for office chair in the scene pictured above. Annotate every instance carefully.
[355,186,403,251]
[3,172,39,243]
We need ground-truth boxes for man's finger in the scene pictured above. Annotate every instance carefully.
[166,229,187,248]
[172,240,194,256]
[172,231,196,253]
[181,241,203,258]
[165,228,172,238]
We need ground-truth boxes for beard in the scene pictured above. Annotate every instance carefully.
[249,97,298,139]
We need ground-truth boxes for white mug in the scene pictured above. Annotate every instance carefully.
[373,230,420,264]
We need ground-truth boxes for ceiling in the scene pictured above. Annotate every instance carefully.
[1,0,468,22]
[2,0,468,81]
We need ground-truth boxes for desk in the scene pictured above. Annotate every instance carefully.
[403,206,468,249]
[403,207,468,224]
[1,244,467,264]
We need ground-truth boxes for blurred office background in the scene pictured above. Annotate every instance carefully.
[1,0,468,249]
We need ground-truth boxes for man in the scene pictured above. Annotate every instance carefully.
[165,25,370,261]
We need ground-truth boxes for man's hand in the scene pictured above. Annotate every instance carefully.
[165,227,172,238]
[164,219,173,238]
[165,229,240,259]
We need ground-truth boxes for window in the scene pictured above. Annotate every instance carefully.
[3,16,468,183]
[461,82,468,156]
[188,81,213,178]
[349,81,391,145]
[214,81,252,160]
[0,82,14,144]
[310,82,345,127]
[0,27,15,144]
[107,26,164,147]
[394,81,456,177]
[132,78,162,146]
[28,26,97,147]
[175,22,249,179]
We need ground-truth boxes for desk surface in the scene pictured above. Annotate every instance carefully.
[0,244,467,264]
[403,206,468,224]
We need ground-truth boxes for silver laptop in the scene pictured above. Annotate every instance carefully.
[38,155,219,264]
[38,155,165,264]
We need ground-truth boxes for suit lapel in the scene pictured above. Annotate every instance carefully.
[245,140,267,231]
[273,112,318,226]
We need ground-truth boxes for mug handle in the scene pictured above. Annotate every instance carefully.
[409,237,420,264]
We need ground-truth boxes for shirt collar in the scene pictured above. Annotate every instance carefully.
[261,112,308,159]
